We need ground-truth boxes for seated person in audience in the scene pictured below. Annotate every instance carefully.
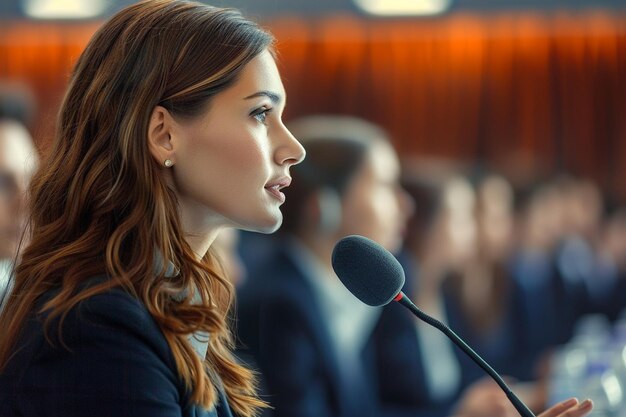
[596,207,626,320]
[374,172,540,417]
[236,115,414,417]
[0,119,38,301]
[511,177,611,365]
[446,173,532,382]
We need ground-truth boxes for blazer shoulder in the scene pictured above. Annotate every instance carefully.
[1,285,187,417]
[74,287,163,333]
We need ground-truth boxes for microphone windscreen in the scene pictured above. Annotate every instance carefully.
[331,235,405,306]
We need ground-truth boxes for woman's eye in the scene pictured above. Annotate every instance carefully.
[252,107,272,125]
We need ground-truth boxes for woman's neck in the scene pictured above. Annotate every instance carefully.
[177,197,222,260]
[184,231,219,260]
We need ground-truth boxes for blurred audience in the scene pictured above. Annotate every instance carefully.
[597,207,626,320]
[374,171,533,417]
[377,164,626,414]
[235,116,534,417]
[510,176,620,363]
[235,138,626,414]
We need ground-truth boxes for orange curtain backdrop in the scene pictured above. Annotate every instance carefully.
[270,13,626,197]
[1,13,625,196]
[0,21,100,153]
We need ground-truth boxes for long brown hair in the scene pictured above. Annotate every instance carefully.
[0,0,271,414]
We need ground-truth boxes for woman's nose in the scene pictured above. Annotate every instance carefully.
[275,126,306,166]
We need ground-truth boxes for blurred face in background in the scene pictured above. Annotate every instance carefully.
[339,140,413,253]
[476,175,515,262]
[601,210,626,270]
[566,180,603,239]
[522,185,566,251]
[440,177,477,267]
[0,121,38,259]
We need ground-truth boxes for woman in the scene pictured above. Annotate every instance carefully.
[0,2,593,417]
[0,1,305,416]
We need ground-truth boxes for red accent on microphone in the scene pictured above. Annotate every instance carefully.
[393,293,403,302]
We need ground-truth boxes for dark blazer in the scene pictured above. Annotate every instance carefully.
[0,284,232,417]
[236,247,381,417]
[373,254,458,417]
[374,297,456,417]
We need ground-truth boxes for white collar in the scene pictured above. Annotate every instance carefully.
[286,238,348,312]
[154,250,209,359]
[285,237,382,358]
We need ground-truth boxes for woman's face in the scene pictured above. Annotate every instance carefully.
[338,141,413,253]
[169,50,305,234]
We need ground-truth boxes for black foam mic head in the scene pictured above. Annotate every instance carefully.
[331,235,405,306]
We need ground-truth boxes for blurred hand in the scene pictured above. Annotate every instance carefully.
[452,377,593,417]
[453,378,519,417]
[538,398,593,417]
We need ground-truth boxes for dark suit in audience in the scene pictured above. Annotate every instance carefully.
[237,245,381,417]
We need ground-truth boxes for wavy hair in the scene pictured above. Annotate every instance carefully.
[0,1,272,415]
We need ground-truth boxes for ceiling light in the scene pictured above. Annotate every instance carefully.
[354,0,452,16]
[22,0,108,19]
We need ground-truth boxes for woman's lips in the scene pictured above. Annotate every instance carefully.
[264,177,291,203]
[265,185,286,203]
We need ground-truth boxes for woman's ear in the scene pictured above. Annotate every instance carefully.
[147,106,175,167]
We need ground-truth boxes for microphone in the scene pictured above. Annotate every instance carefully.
[331,235,536,417]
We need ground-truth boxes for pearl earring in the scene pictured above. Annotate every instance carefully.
[164,159,173,167]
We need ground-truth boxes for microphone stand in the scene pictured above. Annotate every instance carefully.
[394,292,536,417]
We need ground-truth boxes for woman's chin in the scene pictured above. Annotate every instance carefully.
[255,223,281,234]
[239,213,283,235]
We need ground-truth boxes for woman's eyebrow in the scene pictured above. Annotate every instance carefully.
[244,91,282,104]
